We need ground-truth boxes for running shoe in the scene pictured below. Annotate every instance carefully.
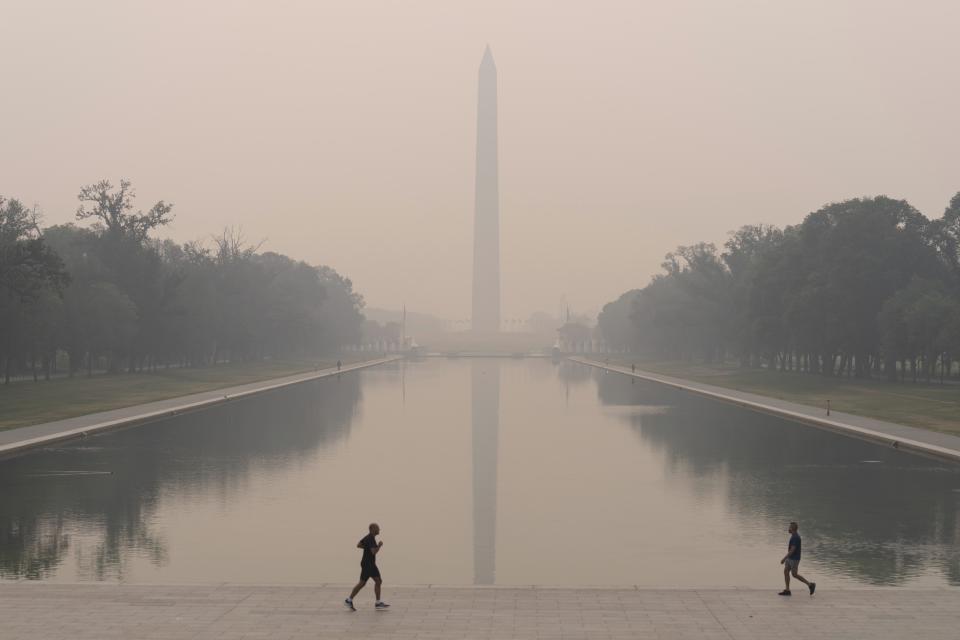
[809,583,816,595]
[344,599,355,611]
[375,601,391,610]
[778,590,791,596]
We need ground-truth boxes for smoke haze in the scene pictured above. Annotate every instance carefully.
[3,0,958,319]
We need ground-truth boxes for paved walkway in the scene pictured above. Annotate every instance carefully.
[0,357,399,458]
[0,583,957,639]
[571,357,960,463]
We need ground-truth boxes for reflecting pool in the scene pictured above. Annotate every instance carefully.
[1,359,958,586]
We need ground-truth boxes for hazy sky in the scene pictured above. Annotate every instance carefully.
[3,1,958,321]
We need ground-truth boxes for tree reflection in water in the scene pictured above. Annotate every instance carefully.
[0,373,361,580]
[595,367,960,586]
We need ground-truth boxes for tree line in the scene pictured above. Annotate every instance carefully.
[0,180,364,383]
[598,193,960,382]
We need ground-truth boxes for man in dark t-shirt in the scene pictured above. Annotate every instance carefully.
[344,523,389,610]
[779,521,816,596]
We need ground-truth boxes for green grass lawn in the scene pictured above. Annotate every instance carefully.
[603,357,960,436]
[0,355,379,431]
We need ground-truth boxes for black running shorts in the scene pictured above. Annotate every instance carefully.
[360,564,381,580]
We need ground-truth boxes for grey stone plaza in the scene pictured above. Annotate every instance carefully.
[2,583,958,640]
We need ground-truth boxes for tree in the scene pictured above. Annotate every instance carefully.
[0,198,68,302]
[880,279,960,382]
[315,266,365,352]
[0,198,68,383]
[74,180,176,371]
[602,193,958,382]
[926,191,960,277]
[75,180,173,242]
[722,225,787,367]
[597,290,641,352]
[658,243,733,362]
[6,181,369,380]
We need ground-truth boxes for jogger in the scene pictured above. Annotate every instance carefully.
[345,523,389,610]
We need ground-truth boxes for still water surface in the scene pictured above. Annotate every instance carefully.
[1,359,958,587]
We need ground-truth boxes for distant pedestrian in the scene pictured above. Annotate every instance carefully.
[337,359,342,372]
[345,523,389,611]
[779,522,815,596]
[631,363,635,373]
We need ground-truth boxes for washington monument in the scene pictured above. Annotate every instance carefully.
[471,45,500,333]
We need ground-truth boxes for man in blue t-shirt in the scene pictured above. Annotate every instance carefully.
[779,522,816,596]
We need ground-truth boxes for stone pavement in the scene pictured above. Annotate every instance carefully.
[1,583,958,639]
[571,357,960,463]
[0,357,398,458]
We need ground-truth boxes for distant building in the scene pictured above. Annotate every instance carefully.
[471,46,501,333]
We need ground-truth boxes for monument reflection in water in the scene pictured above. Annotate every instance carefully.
[471,359,499,585]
